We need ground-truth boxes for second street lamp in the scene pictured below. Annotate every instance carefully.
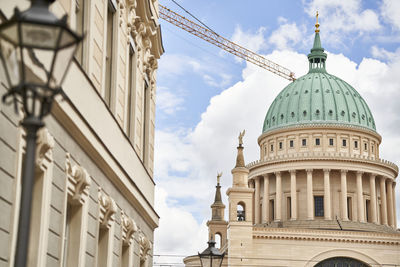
[0,1,82,267]
[198,240,225,267]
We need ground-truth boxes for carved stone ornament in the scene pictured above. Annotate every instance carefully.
[98,189,117,228]
[139,233,152,262]
[65,153,91,204]
[35,127,55,168]
[119,1,125,27]
[121,211,138,245]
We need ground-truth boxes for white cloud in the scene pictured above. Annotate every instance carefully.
[269,21,306,50]
[304,0,381,45]
[231,25,267,53]
[156,86,184,115]
[154,48,400,262]
[380,0,400,30]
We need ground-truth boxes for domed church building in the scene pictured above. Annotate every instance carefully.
[184,19,400,267]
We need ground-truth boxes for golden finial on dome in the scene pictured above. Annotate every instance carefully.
[315,11,320,33]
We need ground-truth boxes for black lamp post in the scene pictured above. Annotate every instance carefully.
[0,1,82,266]
[198,240,225,267]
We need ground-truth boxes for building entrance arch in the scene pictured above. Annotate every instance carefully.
[314,257,369,267]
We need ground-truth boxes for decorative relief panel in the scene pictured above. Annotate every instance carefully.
[35,127,55,169]
[65,153,91,205]
[98,189,117,229]
[121,211,138,245]
[139,233,152,262]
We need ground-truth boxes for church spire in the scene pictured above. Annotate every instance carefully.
[308,11,327,73]
[211,173,225,221]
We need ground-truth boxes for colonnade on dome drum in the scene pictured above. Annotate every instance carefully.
[248,168,397,228]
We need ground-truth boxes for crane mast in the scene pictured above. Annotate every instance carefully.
[159,4,296,81]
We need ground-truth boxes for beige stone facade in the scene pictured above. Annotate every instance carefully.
[0,0,163,266]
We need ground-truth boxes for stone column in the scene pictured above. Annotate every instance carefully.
[369,174,377,224]
[262,174,270,223]
[341,170,348,221]
[290,170,297,220]
[380,177,388,225]
[306,169,313,220]
[393,182,397,227]
[275,172,282,222]
[323,169,331,220]
[386,179,394,227]
[356,171,365,222]
[254,176,260,224]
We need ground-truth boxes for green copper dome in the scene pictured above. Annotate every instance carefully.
[262,30,376,133]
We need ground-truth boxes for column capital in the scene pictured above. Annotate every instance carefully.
[305,169,313,173]
[254,176,260,181]
[274,171,281,176]
[369,173,377,178]
[289,169,296,174]
[323,168,331,173]
[341,169,348,174]
[263,173,271,179]
[356,171,364,175]
[380,176,387,182]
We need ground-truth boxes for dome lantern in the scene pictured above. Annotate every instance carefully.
[308,12,327,73]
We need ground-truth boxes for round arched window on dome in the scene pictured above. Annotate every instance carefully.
[341,110,345,116]
[280,114,284,120]
[305,90,309,94]
[314,257,369,267]
[291,112,295,118]
[316,109,320,116]
[362,114,365,120]
[303,110,307,116]
[328,110,333,116]
[352,112,356,118]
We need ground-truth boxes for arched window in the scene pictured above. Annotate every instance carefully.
[214,233,222,249]
[315,257,369,267]
[237,202,245,221]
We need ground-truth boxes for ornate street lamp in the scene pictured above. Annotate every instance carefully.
[198,240,225,267]
[0,0,82,266]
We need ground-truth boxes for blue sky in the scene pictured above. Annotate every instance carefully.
[153,0,400,263]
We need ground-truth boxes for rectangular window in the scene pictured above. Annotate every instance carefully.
[342,139,347,147]
[127,42,136,139]
[371,145,374,153]
[269,200,275,221]
[98,226,110,267]
[329,138,334,146]
[366,199,370,223]
[270,144,274,152]
[142,81,149,160]
[354,140,358,149]
[279,142,283,150]
[289,140,294,148]
[74,0,85,65]
[314,196,324,217]
[104,1,116,107]
[63,203,83,267]
[315,138,320,146]
[287,197,291,219]
[364,142,368,150]
[347,197,352,220]
[302,139,307,146]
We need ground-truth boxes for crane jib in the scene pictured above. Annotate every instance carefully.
[159,4,296,81]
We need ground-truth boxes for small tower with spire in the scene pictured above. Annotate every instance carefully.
[207,173,228,248]
[308,11,327,73]
[226,130,255,266]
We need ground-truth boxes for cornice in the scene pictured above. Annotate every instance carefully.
[246,152,398,176]
[252,227,400,245]
[258,123,381,145]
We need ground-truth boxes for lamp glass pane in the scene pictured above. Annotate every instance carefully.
[22,46,55,91]
[213,256,223,267]
[58,29,78,48]
[21,23,60,49]
[50,43,76,87]
[0,23,19,45]
[0,37,21,87]
[200,256,211,267]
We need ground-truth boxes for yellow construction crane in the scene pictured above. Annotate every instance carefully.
[159,4,296,81]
